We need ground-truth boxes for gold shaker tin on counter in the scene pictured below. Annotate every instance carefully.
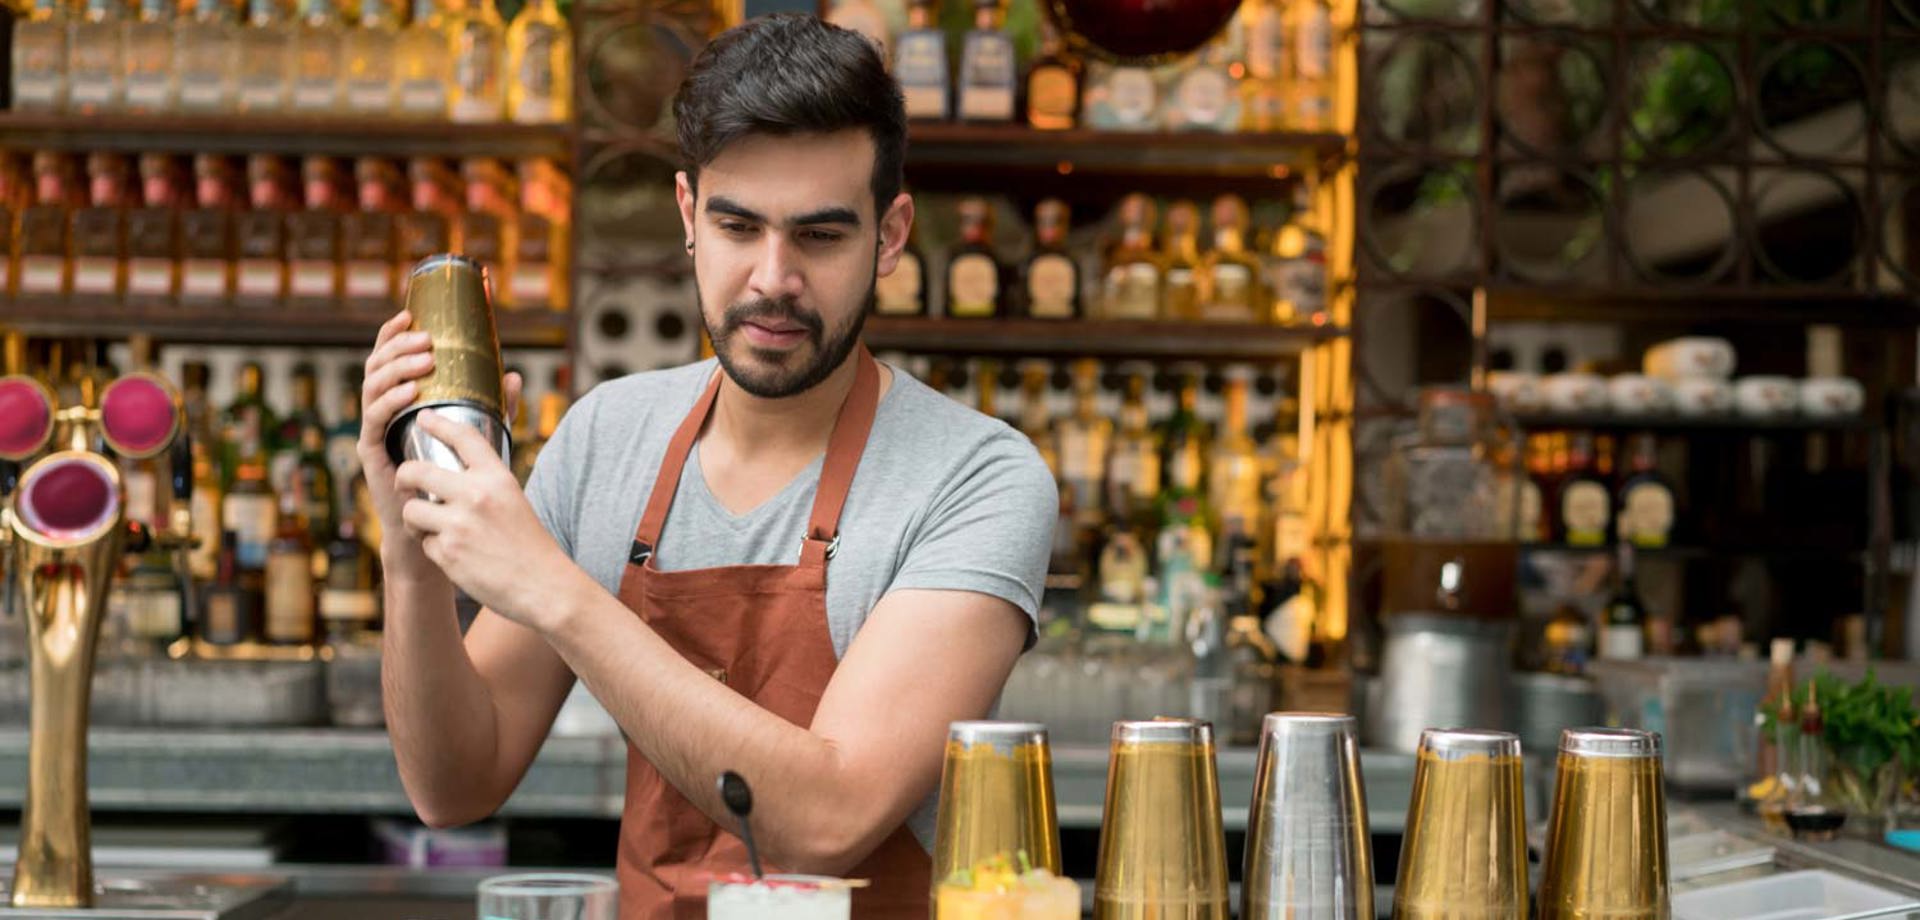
[383,254,513,470]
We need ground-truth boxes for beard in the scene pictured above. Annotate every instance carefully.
[702,279,873,400]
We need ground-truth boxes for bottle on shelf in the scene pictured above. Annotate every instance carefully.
[120,0,176,112]
[455,157,511,289]
[179,153,238,305]
[237,0,294,113]
[956,0,1015,123]
[287,156,345,308]
[14,153,74,298]
[1285,0,1335,132]
[1598,541,1646,661]
[1200,195,1260,322]
[505,0,571,124]
[397,157,454,269]
[1023,198,1080,320]
[294,424,336,564]
[220,361,277,488]
[70,152,130,299]
[1753,639,1797,831]
[873,220,927,317]
[201,528,259,646]
[394,0,451,118]
[447,0,507,123]
[945,197,1004,319]
[272,363,325,497]
[343,157,401,309]
[1100,194,1162,321]
[1616,432,1675,549]
[125,153,182,307]
[187,371,226,589]
[509,157,568,310]
[1210,377,1262,551]
[235,154,291,304]
[289,0,346,112]
[123,543,186,649]
[1055,359,1112,539]
[264,488,316,646]
[893,0,948,121]
[223,442,278,587]
[824,0,889,60]
[343,0,400,113]
[1160,200,1203,321]
[12,0,70,111]
[1105,372,1160,532]
[175,0,242,113]
[1517,433,1552,543]
[510,370,568,484]
[68,0,127,114]
[1157,376,1213,574]
[1024,18,1080,131]
[1017,364,1058,478]
[1267,187,1327,326]
[326,371,366,527]
[1238,0,1283,131]
[1556,430,1611,547]
[320,514,380,638]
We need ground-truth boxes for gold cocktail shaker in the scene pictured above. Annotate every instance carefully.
[1393,729,1529,920]
[382,254,512,471]
[930,721,1062,914]
[1536,729,1670,920]
[1094,719,1230,920]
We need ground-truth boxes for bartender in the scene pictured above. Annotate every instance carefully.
[356,14,1057,920]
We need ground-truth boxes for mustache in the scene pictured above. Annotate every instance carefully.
[721,298,825,340]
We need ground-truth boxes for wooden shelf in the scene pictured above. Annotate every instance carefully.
[0,112,576,160]
[1478,285,1920,328]
[863,316,1345,361]
[1524,543,1868,563]
[1511,411,1876,433]
[903,124,1347,180]
[0,298,571,349]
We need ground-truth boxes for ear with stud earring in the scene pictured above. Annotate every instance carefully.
[685,240,694,253]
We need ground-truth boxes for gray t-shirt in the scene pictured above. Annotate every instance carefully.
[523,357,1058,849]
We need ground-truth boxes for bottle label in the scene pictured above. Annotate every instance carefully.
[1027,66,1077,128]
[19,256,64,294]
[1297,10,1332,79]
[127,259,175,296]
[320,587,379,622]
[1246,6,1283,80]
[237,261,285,298]
[1209,263,1253,312]
[1104,263,1161,320]
[179,80,227,109]
[1107,68,1157,127]
[226,493,277,568]
[896,34,948,119]
[399,81,447,114]
[509,263,553,305]
[127,78,169,110]
[290,260,337,298]
[238,84,283,109]
[346,262,394,300]
[1601,623,1645,660]
[266,550,316,641]
[947,253,998,318]
[1174,66,1233,129]
[1561,481,1611,546]
[70,76,115,108]
[958,34,1016,121]
[203,591,241,643]
[128,586,183,639]
[875,251,923,315]
[348,82,394,112]
[1276,257,1326,318]
[1026,253,1077,319]
[182,261,231,299]
[72,257,117,295]
[1620,482,1675,548]
[190,490,222,580]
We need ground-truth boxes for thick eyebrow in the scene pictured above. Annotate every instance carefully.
[705,195,861,229]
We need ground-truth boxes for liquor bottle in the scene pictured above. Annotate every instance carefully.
[1238,0,1283,131]
[1165,55,1238,133]
[893,0,947,121]
[15,153,74,299]
[287,156,344,309]
[201,529,258,646]
[1054,359,1112,536]
[1285,0,1335,131]
[326,373,364,527]
[397,157,454,268]
[1160,373,1210,499]
[187,387,225,586]
[945,197,1003,319]
[508,158,568,309]
[319,515,379,635]
[70,153,130,299]
[1024,18,1080,130]
[1557,430,1611,547]
[1200,195,1260,322]
[67,0,126,113]
[12,0,69,111]
[1267,187,1327,326]
[272,364,325,497]
[505,0,570,123]
[179,154,237,305]
[125,153,181,307]
[1021,198,1080,320]
[264,489,316,645]
[1105,374,1160,531]
[223,444,278,580]
[290,0,346,112]
[1017,365,1058,479]
[455,158,511,288]
[1616,432,1675,549]
[294,425,336,559]
[1100,194,1161,320]
[1598,542,1647,661]
[825,0,889,59]
[235,155,291,305]
[394,0,450,118]
[1083,61,1158,131]
[956,0,1015,122]
[237,0,293,113]
[447,0,506,123]
[122,545,185,648]
[342,158,401,309]
[220,361,277,488]
[1160,200,1202,321]
[120,0,174,112]
[342,0,399,113]
[871,219,927,317]
[1210,378,1262,547]
[175,0,240,112]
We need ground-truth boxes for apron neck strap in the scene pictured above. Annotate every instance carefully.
[629,346,880,568]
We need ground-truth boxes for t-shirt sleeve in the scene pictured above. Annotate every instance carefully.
[523,388,594,559]
[885,433,1058,639]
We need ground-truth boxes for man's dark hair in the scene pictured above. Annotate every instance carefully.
[674,14,908,214]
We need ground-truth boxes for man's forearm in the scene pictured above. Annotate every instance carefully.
[381,567,509,827]
[540,581,887,874]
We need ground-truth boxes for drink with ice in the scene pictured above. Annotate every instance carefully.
[707,874,851,920]
[937,854,1080,920]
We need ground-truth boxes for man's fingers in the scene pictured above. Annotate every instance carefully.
[373,310,414,351]
[417,410,505,472]
[393,459,468,503]
[364,329,433,378]
[358,381,419,454]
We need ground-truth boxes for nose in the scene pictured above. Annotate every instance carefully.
[746,233,806,303]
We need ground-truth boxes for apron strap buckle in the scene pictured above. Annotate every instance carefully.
[799,533,840,563]
[630,540,654,565]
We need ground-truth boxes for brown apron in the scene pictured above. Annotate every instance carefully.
[612,348,932,920]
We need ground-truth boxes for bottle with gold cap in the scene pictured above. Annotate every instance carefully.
[946,197,1004,319]
[1100,195,1161,321]
[1200,195,1260,323]
[1161,200,1203,321]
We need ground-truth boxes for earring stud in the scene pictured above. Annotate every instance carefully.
[685,240,694,252]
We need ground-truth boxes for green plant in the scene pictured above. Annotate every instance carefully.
[1764,670,1920,824]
